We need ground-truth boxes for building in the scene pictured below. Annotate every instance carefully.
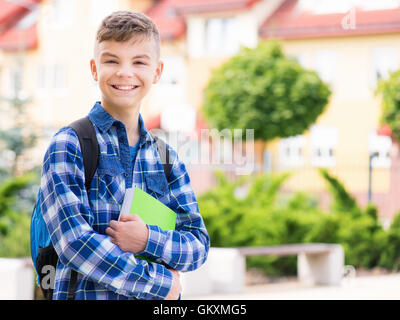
[1,0,400,222]
[0,0,284,194]
[259,0,400,225]
[148,0,400,222]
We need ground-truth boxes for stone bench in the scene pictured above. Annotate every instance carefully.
[0,258,34,300]
[181,243,344,297]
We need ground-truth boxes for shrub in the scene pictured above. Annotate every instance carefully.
[199,169,393,276]
[378,213,400,271]
[0,172,37,257]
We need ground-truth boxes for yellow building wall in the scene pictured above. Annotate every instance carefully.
[268,34,400,194]
[186,57,228,110]
[183,33,400,194]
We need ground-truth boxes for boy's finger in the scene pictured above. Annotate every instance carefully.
[109,220,119,229]
[130,214,142,221]
[105,227,116,238]
[119,214,136,222]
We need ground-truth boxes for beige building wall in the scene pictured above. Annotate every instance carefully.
[268,34,400,194]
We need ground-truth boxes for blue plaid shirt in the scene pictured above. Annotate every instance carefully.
[40,102,210,300]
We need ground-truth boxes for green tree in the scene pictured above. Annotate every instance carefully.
[202,40,331,168]
[376,69,400,141]
[0,62,37,178]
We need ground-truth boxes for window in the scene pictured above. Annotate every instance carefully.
[369,130,392,168]
[290,54,307,68]
[37,66,47,91]
[159,56,185,86]
[54,65,67,90]
[204,18,239,56]
[10,67,23,97]
[90,0,118,27]
[161,106,196,133]
[37,65,67,97]
[371,47,398,87]
[278,135,305,167]
[49,0,73,28]
[310,125,338,167]
[313,50,337,84]
[151,56,186,109]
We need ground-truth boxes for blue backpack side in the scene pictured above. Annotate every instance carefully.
[30,189,51,284]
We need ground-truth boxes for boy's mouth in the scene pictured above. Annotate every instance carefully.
[111,85,139,91]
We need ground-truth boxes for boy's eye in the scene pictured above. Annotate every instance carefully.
[134,61,145,65]
[105,60,117,64]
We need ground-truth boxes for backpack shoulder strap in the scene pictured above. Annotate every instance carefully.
[66,117,99,300]
[152,135,172,181]
[69,117,99,191]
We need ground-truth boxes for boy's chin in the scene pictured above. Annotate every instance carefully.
[104,98,141,111]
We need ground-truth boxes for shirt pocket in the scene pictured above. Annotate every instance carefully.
[97,154,124,177]
[145,173,170,203]
[96,154,125,206]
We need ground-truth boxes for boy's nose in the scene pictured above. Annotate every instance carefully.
[116,66,134,78]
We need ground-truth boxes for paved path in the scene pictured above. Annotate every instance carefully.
[185,273,400,300]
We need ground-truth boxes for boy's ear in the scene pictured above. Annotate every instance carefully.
[90,59,98,81]
[153,60,164,84]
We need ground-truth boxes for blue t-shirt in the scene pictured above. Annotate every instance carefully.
[129,139,140,164]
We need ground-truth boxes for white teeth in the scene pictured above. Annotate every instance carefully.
[113,85,136,90]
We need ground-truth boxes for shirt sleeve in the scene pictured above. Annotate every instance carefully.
[137,144,210,272]
[40,127,172,299]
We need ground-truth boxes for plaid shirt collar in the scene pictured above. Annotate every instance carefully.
[88,101,155,148]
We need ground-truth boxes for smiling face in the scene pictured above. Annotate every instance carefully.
[90,36,163,114]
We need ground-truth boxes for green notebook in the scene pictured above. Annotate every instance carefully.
[119,187,176,263]
[120,187,176,231]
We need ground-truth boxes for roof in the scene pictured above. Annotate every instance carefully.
[170,0,260,14]
[147,0,186,40]
[147,0,261,41]
[0,22,38,51]
[0,0,41,51]
[259,0,400,39]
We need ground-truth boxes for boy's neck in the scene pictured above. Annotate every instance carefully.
[102,101,140,146]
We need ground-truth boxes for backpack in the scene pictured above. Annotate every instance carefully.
[30,117,171,300]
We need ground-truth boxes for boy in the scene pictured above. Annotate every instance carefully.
[40,10,210,300]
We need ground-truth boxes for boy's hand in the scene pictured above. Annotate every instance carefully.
[106,214,149,254]
[165,268,181,300]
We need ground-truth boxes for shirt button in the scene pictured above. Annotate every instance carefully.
[119,137,125,142]
[124,173,128,177]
